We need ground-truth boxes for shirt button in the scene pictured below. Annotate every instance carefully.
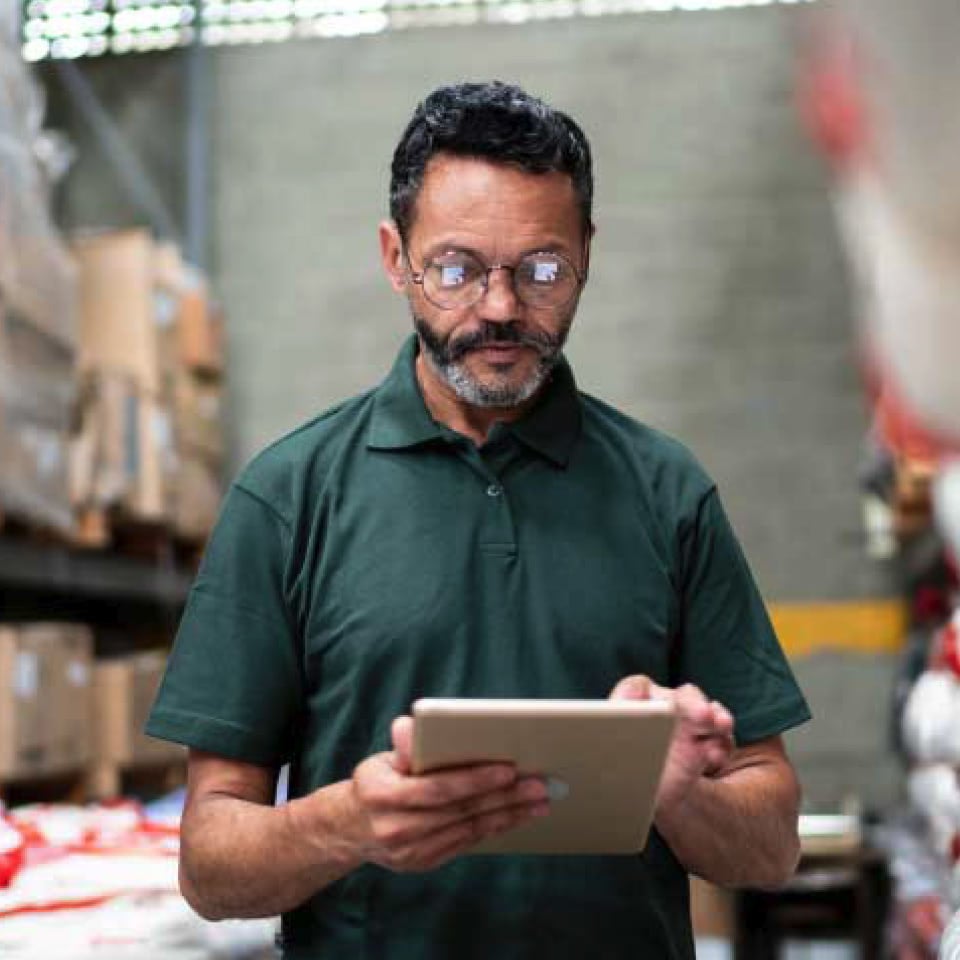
[486,484,503,498]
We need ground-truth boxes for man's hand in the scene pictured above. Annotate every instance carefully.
[340,716,550,873]
[609,674,801,888]
[609,675,735,816]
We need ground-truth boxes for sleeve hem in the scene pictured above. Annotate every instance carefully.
[734,698,812,746]
[145,708,289,767]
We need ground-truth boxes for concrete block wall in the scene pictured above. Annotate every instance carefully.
[44,7,904,809]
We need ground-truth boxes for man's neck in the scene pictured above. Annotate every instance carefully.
[415,353,534,446]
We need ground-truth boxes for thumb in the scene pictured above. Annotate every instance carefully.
[390,715,414,774]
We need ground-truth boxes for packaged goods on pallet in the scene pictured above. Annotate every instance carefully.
[0,625,92,780]
[72,230,223,398]
[72,230,179,399]
[174,371,224,464]
[0,801,277,958]
[172,456,223,543]
[71,230,226,538]
[0,34,76,349]
[70,372,178,526]
[92,652,183,769]
[0,33,78,531]
[0,308,76,530]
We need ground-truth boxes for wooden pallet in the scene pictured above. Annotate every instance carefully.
[0,760,187,807]
[85,757,187,802]
[0,768,89,807]
[0,504,206,569]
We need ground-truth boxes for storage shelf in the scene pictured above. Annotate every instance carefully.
[0,536,192,607]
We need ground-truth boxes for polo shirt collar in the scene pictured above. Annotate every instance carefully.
[367,334,582,467]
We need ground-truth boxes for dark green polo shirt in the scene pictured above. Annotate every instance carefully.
[148,335,810,959]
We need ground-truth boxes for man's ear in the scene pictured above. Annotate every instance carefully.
[379,220,407,294]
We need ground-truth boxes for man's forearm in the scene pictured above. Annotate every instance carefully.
[655,756,802,889]
[180,780,361,920]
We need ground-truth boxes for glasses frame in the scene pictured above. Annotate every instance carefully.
[405,248,586,312]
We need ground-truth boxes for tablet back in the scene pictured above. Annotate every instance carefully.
[412,699,676,855]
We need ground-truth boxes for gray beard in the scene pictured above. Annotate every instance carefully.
[412,313,570,409]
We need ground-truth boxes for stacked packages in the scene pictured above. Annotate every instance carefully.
[0,625,181,788]
[70,229,225,540]
[0,801,277,959]
[0,34,78,530]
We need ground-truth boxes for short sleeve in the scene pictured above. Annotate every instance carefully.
[676,488,811,745]
[145,483,304,765]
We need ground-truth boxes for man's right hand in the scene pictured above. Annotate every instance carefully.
[340,716,550,873]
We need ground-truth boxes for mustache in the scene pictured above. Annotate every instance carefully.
[444,322,562,363]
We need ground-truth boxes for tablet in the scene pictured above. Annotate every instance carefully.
[411,697,676,855]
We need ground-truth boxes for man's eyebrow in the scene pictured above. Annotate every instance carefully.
[421,243,485,261]
[422,240,573,261]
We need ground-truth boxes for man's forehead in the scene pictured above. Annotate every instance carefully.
[420,153,576,196]
[408,155,582,242]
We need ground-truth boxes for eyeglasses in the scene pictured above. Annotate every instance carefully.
[406,249,584,311]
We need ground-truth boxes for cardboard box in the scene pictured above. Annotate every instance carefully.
[93,652,183,766]
[173,370,224,463]
[69,373,177,523]
[131,395,177,522]
[0,419,72,529]
[178,286,223,376]
[0,310,76,530]
[72,229,179,398]
[172,455,222,542]
[0,624,93,779]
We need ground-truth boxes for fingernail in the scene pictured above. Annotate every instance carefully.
[519,779,548,801]
[531,802,551,818]
[494,767,516,787]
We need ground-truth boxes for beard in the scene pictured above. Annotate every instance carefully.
[413,311,573,409]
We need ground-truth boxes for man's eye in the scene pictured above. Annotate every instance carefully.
[531,260,560,285]
[434,259,482,287]
[519,258,563,286]
[439,265,467,287]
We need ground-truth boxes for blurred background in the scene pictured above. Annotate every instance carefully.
[2,0,960,955]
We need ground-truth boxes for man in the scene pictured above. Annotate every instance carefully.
[147,81,811,958]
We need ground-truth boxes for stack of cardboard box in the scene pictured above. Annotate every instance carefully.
[70,229,225,541]
[0,625,184,793]
[89,650,184,796]
[0,624,93,780]
[0,33,78,532]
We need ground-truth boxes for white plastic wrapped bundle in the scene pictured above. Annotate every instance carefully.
[831,1,960,442]
[935,462,960,562]
[909,766,960,861]
[0,803,278,960]
[0,136,77,348]
[0,32,77,348]
[904,672,960,766]
[943,907,960,958]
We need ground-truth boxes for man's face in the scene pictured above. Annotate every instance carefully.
[381,154,589,409]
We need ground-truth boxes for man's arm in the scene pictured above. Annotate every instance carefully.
[654,735,801,889]
[178,719,549,921]
[612,676,801,890]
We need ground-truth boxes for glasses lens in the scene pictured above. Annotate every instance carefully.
[514,253,579,308]
[424,253,485,308]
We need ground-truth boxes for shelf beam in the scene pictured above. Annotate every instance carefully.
[0,537,192,607]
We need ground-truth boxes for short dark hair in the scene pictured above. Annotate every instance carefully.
[389,81,594,242]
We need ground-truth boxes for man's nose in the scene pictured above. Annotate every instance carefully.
[477,266,520,322]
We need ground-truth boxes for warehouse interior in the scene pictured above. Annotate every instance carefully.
[2,0,960,956]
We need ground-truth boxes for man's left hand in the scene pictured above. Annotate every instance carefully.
[609,675,735,815]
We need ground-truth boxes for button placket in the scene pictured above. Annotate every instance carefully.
[479,475,515,557]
